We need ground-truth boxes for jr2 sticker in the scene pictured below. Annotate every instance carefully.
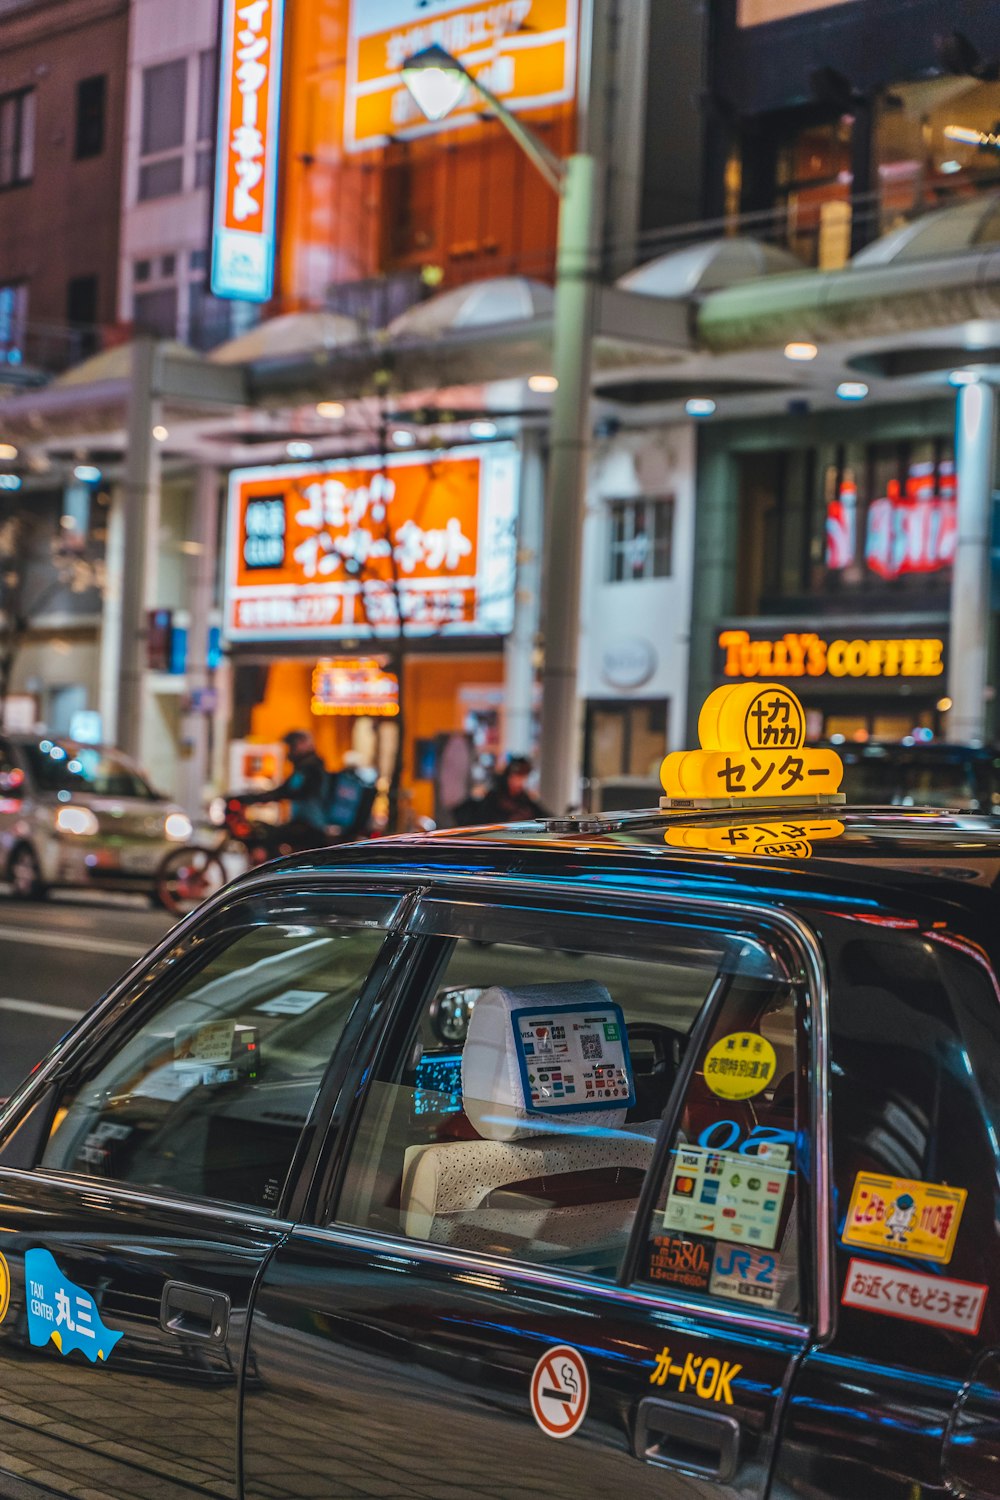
[841,1258,987,1335]
[703,1031,777,1101]
[25,1248,123,1363]
[842,1172,966,1264]
[710,1244,781,1308]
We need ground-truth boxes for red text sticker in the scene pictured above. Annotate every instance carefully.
[841,1258,987,1335]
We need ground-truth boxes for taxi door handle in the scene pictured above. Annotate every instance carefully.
[160,1280,230,1344]
[634,1396,741,1482]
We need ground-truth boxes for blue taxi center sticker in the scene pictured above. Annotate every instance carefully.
[512,1000,635,1113]
[26,1248,123,1363]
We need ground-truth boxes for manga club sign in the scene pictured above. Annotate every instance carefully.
[224,444,519,642]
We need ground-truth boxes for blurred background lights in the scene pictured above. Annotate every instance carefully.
[784,341,819,361]
[286,440,313,459]
[949,368,980,386]
[836,382,869,400]
[468,420,498,438]
[73,465,101,482]
[0,443,17,461]
[391,429,416,447]
[0,475,21,491]
[152,424,168,441]
[528,374,559,393]
[685,398,717,417]
[316,401,345,419]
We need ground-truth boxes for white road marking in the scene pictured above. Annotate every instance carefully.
[0,925,145,959]
[0,997,83,1021]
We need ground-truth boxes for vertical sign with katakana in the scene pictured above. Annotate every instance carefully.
[211,0,286,301]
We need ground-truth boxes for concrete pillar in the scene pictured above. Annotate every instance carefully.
[116,336,162,759]
[948,380,997,745]
[504,431,544,759]
[98,485,125,742]
[178,464,221,815]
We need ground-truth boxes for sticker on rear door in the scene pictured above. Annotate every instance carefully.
[842,1258,987,1335]
[25,1248,123,1363]
[530,1345,589,1439]
[842,1172,966,1264]
[703,1032,777,1100]
[0,1251,9,1325]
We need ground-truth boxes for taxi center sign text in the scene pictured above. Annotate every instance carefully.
[719,629,945,681]
[224,443,519,642]
[345,0,578,151]
[211,0,285,301]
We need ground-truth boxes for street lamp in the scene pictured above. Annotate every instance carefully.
[401,44,600,814]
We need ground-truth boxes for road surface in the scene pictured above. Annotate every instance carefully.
[0,895,173,1098]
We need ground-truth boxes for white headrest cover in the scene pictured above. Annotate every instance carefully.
[461,981,633,1142]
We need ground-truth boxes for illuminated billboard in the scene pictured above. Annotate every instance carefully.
[345,0,578,152]
[224,443,520,642]
[211,0,286,302]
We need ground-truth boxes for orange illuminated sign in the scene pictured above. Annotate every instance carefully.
[224,443,519,641]
[211,0,285,300]
[345,0,578,151]
[311,659,399,717]
[718,630,945,680]
[661,683,844,806]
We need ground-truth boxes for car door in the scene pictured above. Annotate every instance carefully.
[241,885,827,1499]
[0,884,404,1500]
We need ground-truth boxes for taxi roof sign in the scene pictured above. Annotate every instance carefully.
[661,683,845,809]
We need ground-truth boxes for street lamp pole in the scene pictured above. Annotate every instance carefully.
[402,45,601,815]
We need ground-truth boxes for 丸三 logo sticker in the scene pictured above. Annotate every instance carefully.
[25,1248,123,1363]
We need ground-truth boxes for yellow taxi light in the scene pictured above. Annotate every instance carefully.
[661,682,844,809]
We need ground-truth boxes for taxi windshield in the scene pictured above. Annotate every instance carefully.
[23,742,155,800]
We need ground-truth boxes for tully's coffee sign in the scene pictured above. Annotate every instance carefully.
[719,629,945,681]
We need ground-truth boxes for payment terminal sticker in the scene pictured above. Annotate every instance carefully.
[511,1001,635,1114]
[662,1144,790,1250]
[704,1032,777,1101]
[842,1172,966,1264]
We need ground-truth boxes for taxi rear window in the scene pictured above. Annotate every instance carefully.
[334,900,808,1308]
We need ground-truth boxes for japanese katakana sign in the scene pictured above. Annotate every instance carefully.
[841,1259,986,1336]
[25,1247,124,1363]
[665,818,845,858]
[211,0,285,300]
[345,1,579,151]
[224,444,519,641]
[660,683,843,805]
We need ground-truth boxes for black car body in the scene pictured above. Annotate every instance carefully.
[0,807,998,1499]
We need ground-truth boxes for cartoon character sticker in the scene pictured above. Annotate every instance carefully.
[843,1173,966,1264]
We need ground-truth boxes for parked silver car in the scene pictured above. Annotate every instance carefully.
[0,735,192,900]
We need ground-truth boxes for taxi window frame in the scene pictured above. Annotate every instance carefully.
[0,883,410,1223]
[313,877,832,1341]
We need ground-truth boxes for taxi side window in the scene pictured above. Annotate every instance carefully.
[335,907,794,1285]
[40,920,388,1213]
[635,973,804,1318]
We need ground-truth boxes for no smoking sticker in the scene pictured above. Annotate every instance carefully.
[530,1345,589,1439]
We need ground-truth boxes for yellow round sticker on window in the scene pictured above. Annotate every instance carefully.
[704,1033,777,1100]
[0,1251,9,1325]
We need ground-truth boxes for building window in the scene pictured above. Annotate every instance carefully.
[74,75,106,160]
[607,498,674,583]
[0,90,35,187]
[138,58,186,201]
[0,284,28,366]
[66,275,98,327]
[133,285,178,339]
[195,48,216,188]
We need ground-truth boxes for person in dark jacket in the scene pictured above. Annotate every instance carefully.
[455,755,550,825]
[237,730,332,850]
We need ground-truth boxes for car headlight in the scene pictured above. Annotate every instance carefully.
[165,812,194,842]
[56,805,100,837]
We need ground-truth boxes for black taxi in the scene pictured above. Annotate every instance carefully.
[0,683,997,1500]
